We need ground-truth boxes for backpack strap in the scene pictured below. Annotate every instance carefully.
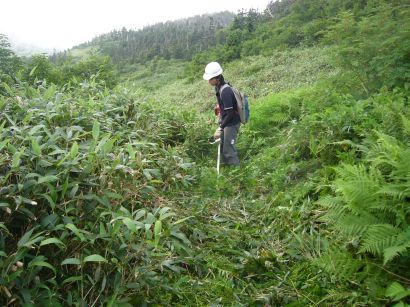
[219,84,242,115]
[219,84,230,95]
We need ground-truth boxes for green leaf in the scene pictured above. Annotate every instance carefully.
[65,223,86,242]
[25,173,40,179]
[1,82,14,95]
[83,254,107,263]
[126,144,135,159]
[38,175,58,184]
[122,218,136,231]
[134,209,146,221]
[154,220,162,249]
[159,207,175,221]
[159,212,176,221]
[146,212,155,225]
[22,236,45,248]
[61,258,81,265]
[29,65,37,76]
[17,228,34,247]
[103,138,115,154]
[31,139,41,156]
[143,169,152,180]
[99,222,107,236]
[95,135,110,153]
[40,238,66,248]
[61,177,69,199]
[63,276,82,284]
[12,149,24,168]
[0,222,9,233]
[42,194,56,211]
[29,260,56,273]
[92,121,100,141]
[143,169,161,181]
[29,124,45,135]
[70,142,79,159]
[6,139,17,153]
[0,139,8,151]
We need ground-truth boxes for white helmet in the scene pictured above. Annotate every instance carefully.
[203,62,223,80]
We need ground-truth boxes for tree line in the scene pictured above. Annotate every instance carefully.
[59,12,235,65]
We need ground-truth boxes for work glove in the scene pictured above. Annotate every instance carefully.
[214,127,223,140]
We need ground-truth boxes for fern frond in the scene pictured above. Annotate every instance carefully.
[383,244,410,264]
[390,152,410,180]
[401,114,410,137]
[270,112,290,124]
[383,227,410,264]
[335,213,378,236]
[378,183,410,201]
[386,281,410,301]
[314,248,363,281]
[359,224,400,256]
[317,195,344,209]
[368,133,410,179]
[334,164,382,214]
[318,196,346,223]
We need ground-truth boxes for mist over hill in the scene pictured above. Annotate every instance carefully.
[7,35,53,56]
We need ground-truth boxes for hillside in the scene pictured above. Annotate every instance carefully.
[62,11,235,65]
[1,0,410,305]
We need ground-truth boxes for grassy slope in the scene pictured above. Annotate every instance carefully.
[125,46,335,106]
[124,38,410,304]
[119,47,343,305]
[66,46,99,60]
[123,47,337,158]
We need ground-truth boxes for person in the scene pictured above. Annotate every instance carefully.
[203,62,240,166]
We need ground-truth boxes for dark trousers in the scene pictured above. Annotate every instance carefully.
[221,123,240,165]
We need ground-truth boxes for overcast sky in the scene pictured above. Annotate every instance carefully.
[1,0,271,51]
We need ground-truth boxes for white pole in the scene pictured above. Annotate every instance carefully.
[217,141,221,175]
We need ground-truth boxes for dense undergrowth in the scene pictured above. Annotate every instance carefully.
[0,81,197,305]
[1,1,410,306]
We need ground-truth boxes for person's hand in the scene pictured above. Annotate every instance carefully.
[214,127,222,140]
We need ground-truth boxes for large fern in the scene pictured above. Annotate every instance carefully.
[320,132,410,264]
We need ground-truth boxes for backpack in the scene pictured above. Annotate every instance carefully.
[220,84,250,124]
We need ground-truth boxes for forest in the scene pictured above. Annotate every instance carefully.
[1,0,409,305]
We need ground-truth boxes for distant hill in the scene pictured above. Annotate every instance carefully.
[64,11,235,64]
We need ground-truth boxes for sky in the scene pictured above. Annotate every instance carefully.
[1,0,271,51]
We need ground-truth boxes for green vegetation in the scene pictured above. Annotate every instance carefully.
[0,34,23,95]
[1,0,409,305]
[65,12,235,65]
[0,81,194,305]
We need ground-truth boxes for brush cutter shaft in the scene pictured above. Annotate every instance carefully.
[217,142,221,175]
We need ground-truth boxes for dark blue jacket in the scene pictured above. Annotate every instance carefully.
[216,84,241,128]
